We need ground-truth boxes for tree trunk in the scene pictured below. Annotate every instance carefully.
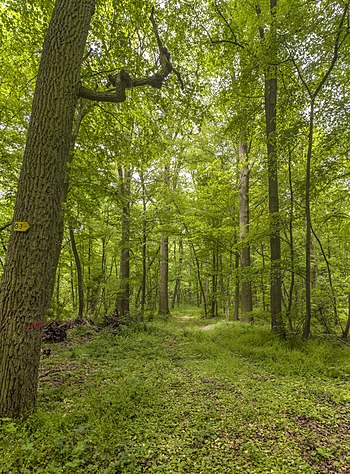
[69,228,84,321]
[303,100,314,339]
[140,172,147,316]
[158,235,170,315]
[261,243,267,312]
[0,0,94,419]
[116,167,131,319]
[342,294,350,339]
[171,239,183,309]
[190,241,208,317]
[239,141,253,321]
[210,244,218,318]
[286,148,295,331]
[264,0,283,334]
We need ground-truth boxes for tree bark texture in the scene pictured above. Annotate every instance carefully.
[264,0,283,334]
[0,0,95,418]
[239,142,253,320]
[265,72,283,333]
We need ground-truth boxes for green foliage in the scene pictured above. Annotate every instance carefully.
[1,314,350,472]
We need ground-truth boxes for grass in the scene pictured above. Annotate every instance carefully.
[1,312,350,473]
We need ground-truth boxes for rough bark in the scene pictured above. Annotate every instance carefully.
[239,141,253,320]
[260,0,284,334]
[0,0,95,418]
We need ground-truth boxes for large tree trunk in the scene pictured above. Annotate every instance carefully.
[264,0,284,334]
[115,167,131,319]
[239,141,253,321]
[0,0,94,418]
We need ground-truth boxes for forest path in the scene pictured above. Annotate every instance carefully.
[2,315,350,473]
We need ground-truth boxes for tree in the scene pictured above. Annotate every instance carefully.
[0,0,180,419]
[284,1,350,338]
[239,141,253,320]
[0,0,95,419]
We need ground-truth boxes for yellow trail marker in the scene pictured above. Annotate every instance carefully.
[14,222,30,232]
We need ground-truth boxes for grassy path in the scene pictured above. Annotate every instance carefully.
[1,315,350,473]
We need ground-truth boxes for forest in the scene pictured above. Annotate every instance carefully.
[1,0,350,472]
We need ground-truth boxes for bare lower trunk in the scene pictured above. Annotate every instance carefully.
[265,62,283,333]
[342,294,350,339]
[69,228,84,321]
[239,141,253,321]
[140,173,147,316]
[171,239,183,309]
[158,235,170,315]
[116,168,131,319]
[303,100,314,339]
[286,149,295,331]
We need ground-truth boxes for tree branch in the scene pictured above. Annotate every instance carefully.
[313,2,350,98]
[0,221,13,233]
[79,8,183,103]
[214,0,245,48]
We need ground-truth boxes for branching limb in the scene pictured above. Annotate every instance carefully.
[214,0,244,48]
[79,8,183,103]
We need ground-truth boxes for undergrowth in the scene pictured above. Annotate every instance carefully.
[1,312,350,473]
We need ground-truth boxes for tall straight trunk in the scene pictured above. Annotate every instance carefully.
[286,149,295,331]
[158,235,170,315]
[239,141,253,320]
[101,234,107,316]
[140,172,147,316]
[0,0,95,418]
[210,244,218,318]
[303,100,314,338]
[190,242,208,317]
[116,168,131,319]
[69,228,84,321]
[70,259,75,309]
[264,0,283,334]
[171,239,183,309]
[158,165,170,316]
[232,203,240,321]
